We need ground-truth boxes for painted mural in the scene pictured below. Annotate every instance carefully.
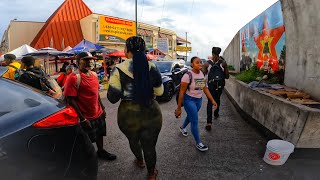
[240,1,285,73]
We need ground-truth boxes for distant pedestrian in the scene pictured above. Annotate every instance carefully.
[2,54,21,80]
[57,62,71,87]
[64,52,117,161]
[203,47,229,131]
[59,64,74,88]
[108,36,163,180]
[175,56,217,152]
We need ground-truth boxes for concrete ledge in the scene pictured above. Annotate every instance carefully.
[225,76,320,148]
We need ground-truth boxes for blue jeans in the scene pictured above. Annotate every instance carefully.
[182,94,202,144]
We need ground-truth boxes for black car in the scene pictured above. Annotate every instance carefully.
[152,61,188,101]
[0,67,98,180]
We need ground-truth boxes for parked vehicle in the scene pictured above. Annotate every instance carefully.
[0,67,98,180]
[152,61,188,101]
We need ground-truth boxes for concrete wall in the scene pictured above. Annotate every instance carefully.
[282,0,320,101]
[223,31,241,73]
[8,21,44,51]
[225,77,320,148]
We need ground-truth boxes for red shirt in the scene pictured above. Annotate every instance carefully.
[57,73,68,87]
[64,71,103,120]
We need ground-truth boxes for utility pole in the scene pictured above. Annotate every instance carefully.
[135,0,138,36]
[185,32,188,61]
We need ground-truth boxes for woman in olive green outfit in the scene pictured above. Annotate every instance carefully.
[107,36,163,180]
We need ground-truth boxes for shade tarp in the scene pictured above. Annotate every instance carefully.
[0,44,37,61]
[63,46,72,52]
[72,39,104,52]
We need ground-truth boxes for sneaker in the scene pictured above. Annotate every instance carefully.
[179,127,188,137]
[97,150,117,161]
[148,169,158,180]
[196,143,208,152]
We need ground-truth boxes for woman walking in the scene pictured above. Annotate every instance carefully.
[175,57,218,152]
[107,36,163,180]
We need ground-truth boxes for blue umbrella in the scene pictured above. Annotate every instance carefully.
[67,47,90,54]
[72,39,104,52]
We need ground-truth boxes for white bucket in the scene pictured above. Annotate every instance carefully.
[263,139,295,166]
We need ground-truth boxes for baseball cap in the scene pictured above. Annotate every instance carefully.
[76,52,96,61]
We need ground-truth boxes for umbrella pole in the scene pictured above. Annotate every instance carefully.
[103,51,108,88]
[55,57,58,72]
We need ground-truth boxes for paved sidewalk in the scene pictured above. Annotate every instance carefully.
[98,93,320,180]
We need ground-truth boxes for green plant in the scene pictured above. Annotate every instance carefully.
[236,63,265,83]
[236,63,283,84]
[228,65,235,71]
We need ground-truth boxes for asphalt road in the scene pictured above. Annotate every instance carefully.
[98,93,320,180]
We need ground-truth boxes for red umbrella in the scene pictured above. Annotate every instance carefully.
[147,54,157,60]
[107,50,125,57]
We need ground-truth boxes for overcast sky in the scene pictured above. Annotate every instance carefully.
[0,0,278,58]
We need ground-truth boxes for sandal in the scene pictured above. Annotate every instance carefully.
[205,124,212,131]
[135,159,146,168]
[148,169,158,180]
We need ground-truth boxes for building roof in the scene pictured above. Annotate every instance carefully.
[176,36,191,44]
[30,0,93,50]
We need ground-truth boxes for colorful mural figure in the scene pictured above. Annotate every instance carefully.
[240,1,286,73]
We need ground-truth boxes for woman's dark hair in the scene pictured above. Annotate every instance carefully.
[191,56,199,64]
[126,36,152,106]
[60,62,70,72]
[190,56,200,68]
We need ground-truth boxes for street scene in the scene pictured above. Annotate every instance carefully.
[1,0,320,180]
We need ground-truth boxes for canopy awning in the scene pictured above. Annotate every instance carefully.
[158,33,172,40]
[138,29,153,37]
[0,44,37,61]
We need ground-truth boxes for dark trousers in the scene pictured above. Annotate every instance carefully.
[207,87,223,123]
[117,100,162,174]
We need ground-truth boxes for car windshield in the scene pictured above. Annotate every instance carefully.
[153,62,173,73]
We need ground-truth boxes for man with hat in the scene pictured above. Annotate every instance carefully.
[64,52,117,161]
[203,47,229,131]
[3,53,21,80]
